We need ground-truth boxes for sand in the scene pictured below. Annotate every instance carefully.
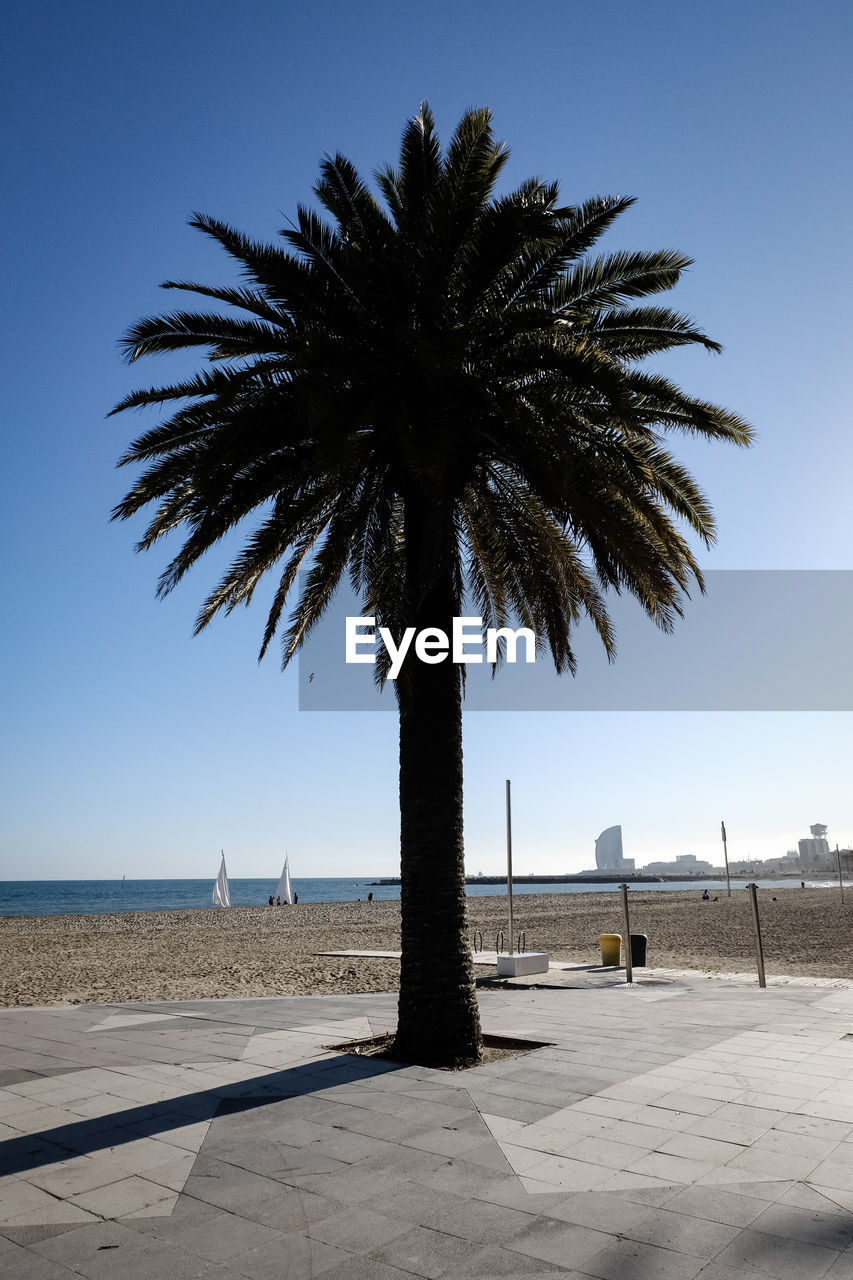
[1,888,851,1008]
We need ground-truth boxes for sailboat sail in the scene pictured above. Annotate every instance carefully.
[274,854,293,904]
[212,851,231,907]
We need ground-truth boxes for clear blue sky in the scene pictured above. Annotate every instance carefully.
[2,0,851,880]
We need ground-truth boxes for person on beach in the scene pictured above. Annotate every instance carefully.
[294,893,298,903]
[268,895,274,906]
[367,891,373,902]
[701,889,710,900]
[276,896,281,905]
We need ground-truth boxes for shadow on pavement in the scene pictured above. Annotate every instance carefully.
[0,1051,407,1179]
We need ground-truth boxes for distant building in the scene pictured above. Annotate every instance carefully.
[591,825,635,873]
[641,854,716,877]
[762,852,803,874]
[798,823,830,869]
[728,860,760,875]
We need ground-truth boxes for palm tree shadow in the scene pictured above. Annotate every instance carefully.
[0,1052,407,1179]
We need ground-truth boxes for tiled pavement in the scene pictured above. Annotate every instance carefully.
[2,974,853,1277]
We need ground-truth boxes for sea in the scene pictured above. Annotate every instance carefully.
[0,877,835,918]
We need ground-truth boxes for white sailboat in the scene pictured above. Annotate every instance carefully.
[274,853,293,904]
[212,850,231,907]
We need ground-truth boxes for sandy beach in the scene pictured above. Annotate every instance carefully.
[1,888,851,1008]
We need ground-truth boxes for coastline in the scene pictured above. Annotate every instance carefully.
[1,888,850,1008]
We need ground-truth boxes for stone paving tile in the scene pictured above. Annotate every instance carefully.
[128,1206,283,1261]
[283,1163,402,1204]
[463,1090,557,1124]
[624,1150,716,1185]
[816,1145,853,1174]
[7,978,853,1277]
[621,1206,741,1258]
[582,1235,709,1280]
[368,1223,487,1277]
[776,1114,853,1142]
[725,1142,827,1183]
[306,1207,411,1252]
[398,1122,498,1158]
[680,1264,775,1280]
[30,1218,222,1279]
[536,1190,654,1235]
[758,1128,843,1164]
[697,1174,795,1202]
[68,1173,177,1218]
[183,1156,303,1211]
[503,1141,562,1173]
[308,1103,427,1142]
[621,1103,696,1132]
[593,1117,676,1151]
[780,1183,853,1217]
[409,1155,519,1200]
[319,1254,430,1280]
[656,1131,747,1165]
[376,1180,537,1243]
[514,1112,611,1145]
[563,1135,652,1171]
[504,1216,611,1269]
[0,1177,98,1225]
[750,1201,853,1251]
[686,1110,782,1147]
[651,1091,730,1118]
[224,1231,349,1279]
[595,1172,684,1204]
[456,1242,581,1275]
[715,1226,842,1280]
[354,1141,449,1180]
[235,1187,346,1232]
[825,1246,853,1280]
[0,1247,87,1279]
[203,1138,342,1184]
[516,1153,614,1192]
[570,1096,637,1120]
[22,1152,130,1198]
[664,1184,768,1227]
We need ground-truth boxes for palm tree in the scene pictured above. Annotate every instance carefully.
[112,104,752,1067]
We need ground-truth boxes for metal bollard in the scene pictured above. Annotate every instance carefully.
[619,883,633,984]
[747,882,766,988]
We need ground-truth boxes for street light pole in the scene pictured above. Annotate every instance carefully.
[721,821,732,898]
[506,780,514,955]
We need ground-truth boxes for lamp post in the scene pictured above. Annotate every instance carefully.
[721,821,732,897]
[506,780,514,955]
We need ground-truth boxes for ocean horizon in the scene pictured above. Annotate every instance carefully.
[0,876,836,918]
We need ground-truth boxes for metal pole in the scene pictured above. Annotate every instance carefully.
[721,821,731,897]
[506,780,514,955]
[747,882,766,988]
[837,845,845,905]
[620,883,633,984]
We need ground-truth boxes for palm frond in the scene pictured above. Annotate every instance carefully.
[113,105,751,677]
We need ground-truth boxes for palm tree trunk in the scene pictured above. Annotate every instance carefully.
[392,490,483,1068]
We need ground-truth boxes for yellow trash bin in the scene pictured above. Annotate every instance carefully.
[599,933,622,966]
